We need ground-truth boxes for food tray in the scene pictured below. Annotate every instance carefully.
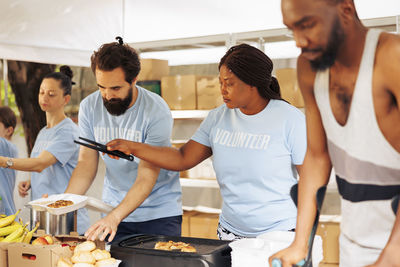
[28,193,88,215]
[111,234,231,267]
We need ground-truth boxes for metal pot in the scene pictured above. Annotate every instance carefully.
[29,208,77,235]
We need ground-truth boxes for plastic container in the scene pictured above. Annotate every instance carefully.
[28,193,88,215]
[228,231,323,267]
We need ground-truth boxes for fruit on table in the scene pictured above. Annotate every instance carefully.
[0,224,22,237]
[23,222,40,244]
[1,222,28,242]
[0,210,20,228]
[32,236,49,245]
[43,234,54,244]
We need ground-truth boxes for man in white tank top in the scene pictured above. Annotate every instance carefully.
[271,0,400,266]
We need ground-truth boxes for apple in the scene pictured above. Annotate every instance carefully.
[32,236,49,245]
[29,255,36,260]
[43,235,54,244]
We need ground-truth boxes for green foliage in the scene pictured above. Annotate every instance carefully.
[0,80,24,137]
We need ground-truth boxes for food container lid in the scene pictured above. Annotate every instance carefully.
[28,193,88,215]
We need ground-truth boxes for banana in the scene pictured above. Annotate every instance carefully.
[2,222,28,243]
[0,224,22,236]
[0,214,6,218]
[23,222,40,244]
[10,221,19,226]
[15,231,27,243]
[0,237,4,241]
[0,209,20,228]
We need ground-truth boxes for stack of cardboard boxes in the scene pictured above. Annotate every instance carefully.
[138,59,304,110]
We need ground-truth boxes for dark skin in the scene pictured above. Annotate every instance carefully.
[270,0,400,266]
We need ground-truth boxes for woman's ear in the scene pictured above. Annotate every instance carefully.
[64,94,71,105]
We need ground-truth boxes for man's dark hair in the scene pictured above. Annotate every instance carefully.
[0,106,17,133]
[91,38,141,84]
[219,43,283,101]
[44,65,74,96]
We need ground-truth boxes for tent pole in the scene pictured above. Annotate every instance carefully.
[2,59,8,106]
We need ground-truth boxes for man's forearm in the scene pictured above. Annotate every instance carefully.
[109,161,159,223]
[293,151,331,247]
[65,161,98,195]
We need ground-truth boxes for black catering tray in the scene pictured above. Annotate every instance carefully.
[110,234,232,267]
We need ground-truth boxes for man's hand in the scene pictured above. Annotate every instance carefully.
[85,211,122,242]
[18,180,31,197]
[269,243,307,267]
[365,243,400,267]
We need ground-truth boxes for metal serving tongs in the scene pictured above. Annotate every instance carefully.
[272,184,327,267]
[74,137,134,161]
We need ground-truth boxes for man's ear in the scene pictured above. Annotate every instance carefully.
[131,77,138,85]
[338,0,357,24]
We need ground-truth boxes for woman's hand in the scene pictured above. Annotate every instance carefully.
[85,211,122,242]
[18,180,31,197]
[105,139,135,160]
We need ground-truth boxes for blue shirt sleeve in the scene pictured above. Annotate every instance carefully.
[191,109,218,148]
[286,109,307,165]
[45,125,79,167]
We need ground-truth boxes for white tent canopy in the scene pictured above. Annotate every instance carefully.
[0,0,399,66]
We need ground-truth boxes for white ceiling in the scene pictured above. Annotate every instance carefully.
[0,0,399,66]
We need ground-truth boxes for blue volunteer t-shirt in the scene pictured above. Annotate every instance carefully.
[191,100,306,237]
[0,137,18,215]
[30,118,89,234]
[78,86,182,222]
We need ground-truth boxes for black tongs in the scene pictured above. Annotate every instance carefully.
[74,137,134,161]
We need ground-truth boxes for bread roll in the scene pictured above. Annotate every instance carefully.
[71,251,96,264]
[74,241,96,252]
[91,249,111,261]
[57,257,73,267]
[181,245,196,252]
[95,258,116,267]
[72,264,95,267]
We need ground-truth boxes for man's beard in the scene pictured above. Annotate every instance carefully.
[102,87,133,116]
[305,17,345,71]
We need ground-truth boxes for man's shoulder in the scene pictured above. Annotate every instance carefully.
[137,86,171,115]
[376,32,400,68]
[80,91,101,106]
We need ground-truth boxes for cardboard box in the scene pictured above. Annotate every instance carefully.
[8,243,72,267]
[190,212,219,240]
[0,243,10,267]
[137,59,169,81]
[196,76,223,110]
[161,75,198,110]
[181,211,198,237]
[316,215,341,264]
[275,68,304,108]
[8,233,105,267]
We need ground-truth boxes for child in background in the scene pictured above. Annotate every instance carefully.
[0,106,18,215]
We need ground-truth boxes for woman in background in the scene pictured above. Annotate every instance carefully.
[0,66,89,234]
[88,44,306,241]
